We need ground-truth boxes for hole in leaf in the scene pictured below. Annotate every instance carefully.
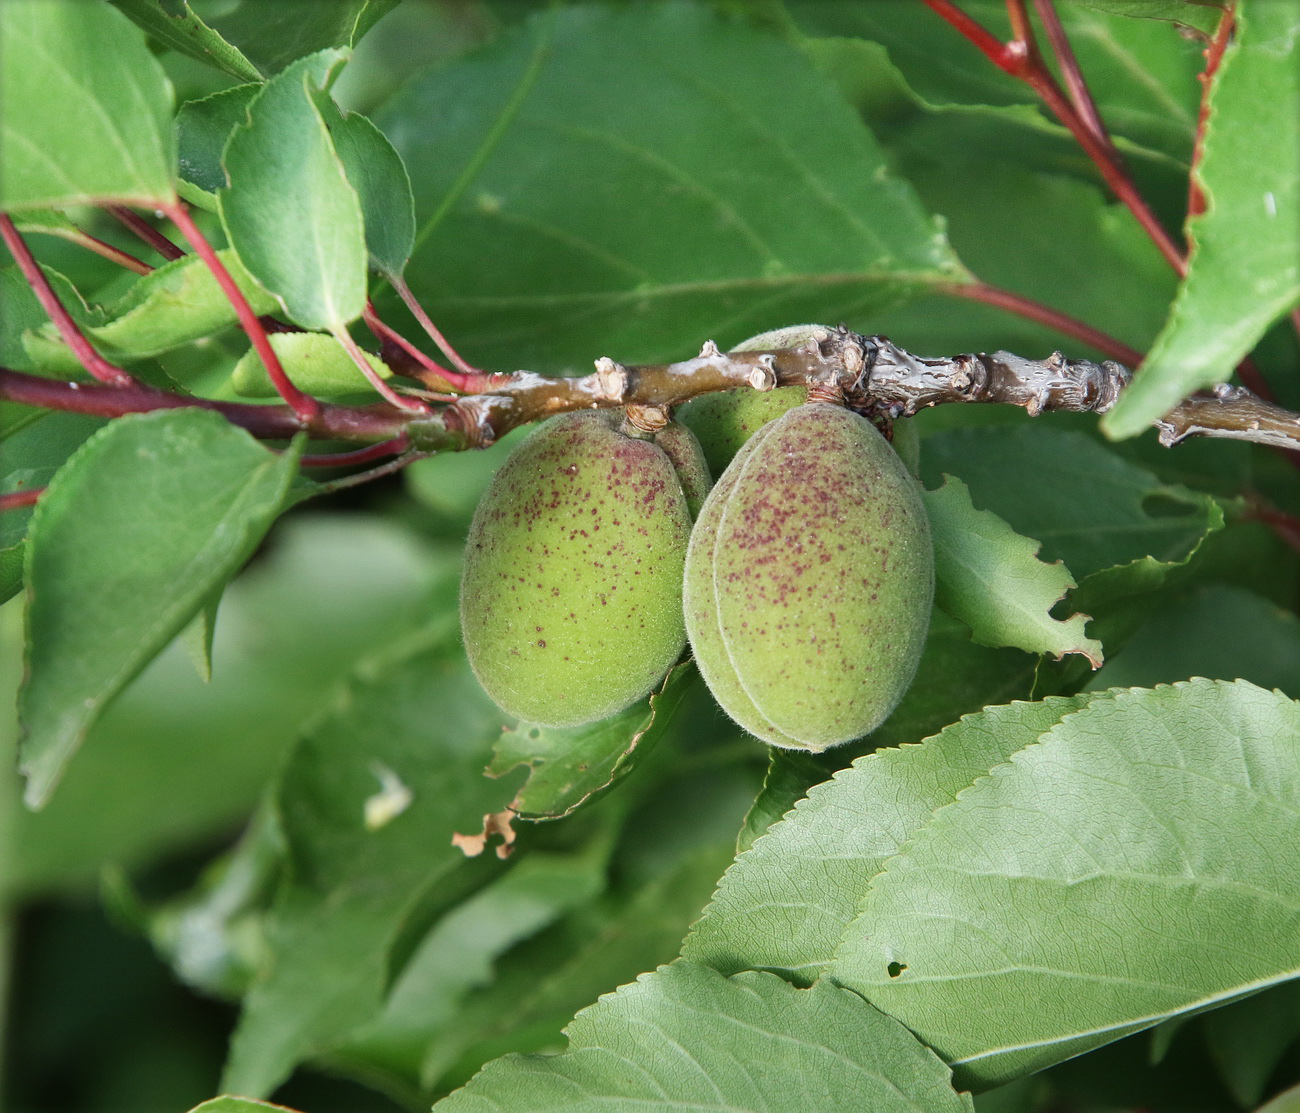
[887,961,907,978]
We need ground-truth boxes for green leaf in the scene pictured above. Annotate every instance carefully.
[924,477,1102,666]
[1258,1082,1300,1113]
[1204,982,1300,1107]
[230,330,393,398]
[22,249,279,371]
[220,636,526,1098]
[0,411,105,557]
[379,4,964,371]
[0,0,176,208]
[186,1099,305,1113]
[337,846,609,1085]
[122,804,281,1000]
[432,961,974,1113]
[179,589,221,683]
[219,49,368,330]
[1064,0,1227,36]
[18,410,300,808]
[196,0,399,78]
[1086,584,1300,698]
[831,680,1300,1089]
[1104,1,1300,437]
[489,661,696,821]
[737,747,841,855]
[683,695,1104,983]
[110,0,263,83]
[319,101,416,277]
[420,839,742,1097]
[6,514,457,896]
[177,85,260,200]
[921,426,1221,581]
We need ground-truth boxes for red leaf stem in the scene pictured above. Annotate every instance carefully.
[0,487,44,511]
[160,200,321,424]
[941,281,1144,367]
[1031,0,1110,151]
[107,204,186,261]
[0,214,136,386]
[391,275,490,392]
[299,435,411,467]
[363,300,462,391]
[923,0,1187,276]
[0,366,408,443]
[330,323,429,412]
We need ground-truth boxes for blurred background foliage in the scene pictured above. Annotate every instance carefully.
[2,1,1298,1111]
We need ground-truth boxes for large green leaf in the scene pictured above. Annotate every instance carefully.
[218,50,367,330]
[18,410,299,808]
[432,961,974,1113]
[0,0,176,208]
[683,696,1103,983]
[831,680,1300,1089]
[924,477,1101,666]
[230,331,394,398]
[1104,1,1300,436]
[111,0,262,83]
[378,3,964,371]
[220,635,526,1098]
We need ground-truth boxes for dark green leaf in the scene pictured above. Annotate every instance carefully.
[18,410,300,808]
[489,661,696,821]
[0,0,176,208]
[379,3,963,371]
[320,101,416,277]
[22,249,279,371]
[925,477,1102,666]
[219,50,367,329]
[1064,0,1227,36]
[1104,1,1300,436]
[199,0,399,78]
[230,331,393,398]
[1086,584,1300,698]
[832,680,1300,1089]
[433,961,974,1113]
[220,637,526,1098]
[111,0,263,83]
[736,747,841,855]
[683,695,1104,983]
[1204,982,1300,1107]
[921,426,1221,580]
[177,84,260,200]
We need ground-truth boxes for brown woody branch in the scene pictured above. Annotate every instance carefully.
[5,327,1298,458]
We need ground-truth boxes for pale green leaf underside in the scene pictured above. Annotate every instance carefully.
[231,331,393,398]
[22,249,278,371]
[924,477,1102,666]
[683,695,1106,983]
[0,0,176,208]
[832,680,1300,1089]
[18,410,299,807]
[433,961,973,1113]
[1104,0,1300,436]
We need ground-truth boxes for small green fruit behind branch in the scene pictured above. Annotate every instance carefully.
[684,402,934,750]
[460,411,700,728]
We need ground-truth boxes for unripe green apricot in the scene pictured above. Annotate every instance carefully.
[674,326,828,475]
[683,403,933,750]
[652,420,712,519]
[460,411,693,728]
